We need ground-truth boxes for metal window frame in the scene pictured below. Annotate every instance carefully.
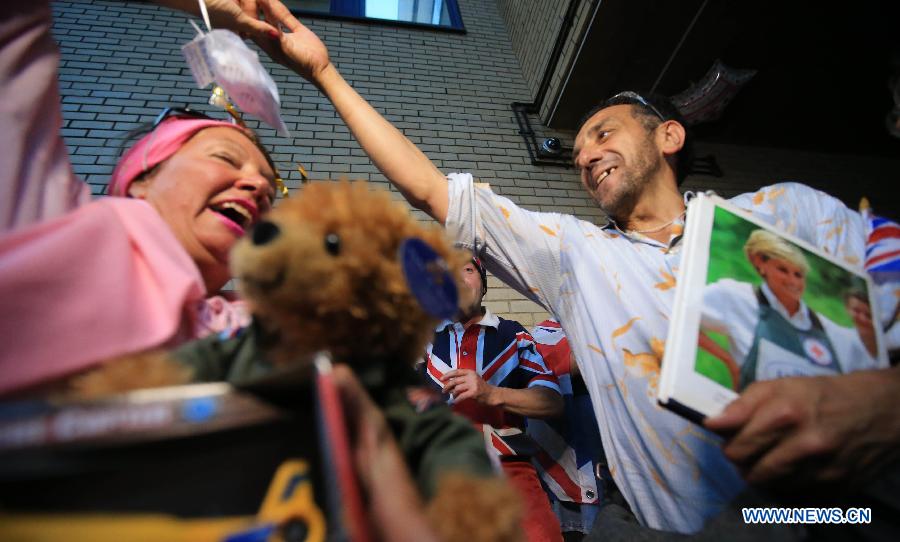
[289,0,465,33]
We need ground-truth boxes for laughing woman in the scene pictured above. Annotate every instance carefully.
[0,0,282,395]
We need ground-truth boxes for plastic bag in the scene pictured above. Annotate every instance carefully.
[182,28,289,136]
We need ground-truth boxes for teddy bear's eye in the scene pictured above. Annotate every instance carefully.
[324,233,341,255]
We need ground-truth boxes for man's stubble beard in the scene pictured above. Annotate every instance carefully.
[457,288,484,323]
[596,138,663,222]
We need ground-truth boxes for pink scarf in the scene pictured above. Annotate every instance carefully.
[0,198,249,395]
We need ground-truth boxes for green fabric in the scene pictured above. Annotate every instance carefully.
[171,323,496,499]
[171,323,275,383]
[382,387,495,499]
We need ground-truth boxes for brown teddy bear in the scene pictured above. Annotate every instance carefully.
[231,179,462,374]
[69,180,523,542]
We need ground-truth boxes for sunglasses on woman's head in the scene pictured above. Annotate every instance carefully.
[153,106,297,197]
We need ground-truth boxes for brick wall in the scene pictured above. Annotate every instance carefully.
[51,0,597,328]
[685,142,900,212]
[494,0,572,101]
[49,1,899,329]
[495,0,599,125]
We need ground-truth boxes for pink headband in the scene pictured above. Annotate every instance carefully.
[108,117,249,197]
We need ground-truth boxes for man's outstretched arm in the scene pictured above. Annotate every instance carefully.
[258,0,450,223]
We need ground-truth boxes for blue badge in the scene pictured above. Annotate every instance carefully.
[182,396,218,423]
[223,523,276,542]
[399,238,458,320]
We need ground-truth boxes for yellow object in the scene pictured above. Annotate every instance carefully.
[0,459,325,542]
[257,460,326,542]
[210,85,230,109]
[0,514,252,542]
[210,85,291,198]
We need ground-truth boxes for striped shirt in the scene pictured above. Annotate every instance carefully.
[424,308,561,457]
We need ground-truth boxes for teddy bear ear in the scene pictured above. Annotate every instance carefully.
[398,237,458,320]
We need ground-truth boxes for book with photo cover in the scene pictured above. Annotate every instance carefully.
[657,193,889,423]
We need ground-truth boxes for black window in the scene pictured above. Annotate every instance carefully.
[285,0,464,31]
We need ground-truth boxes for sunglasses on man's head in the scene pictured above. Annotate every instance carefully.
[153,106,295,197]
[608,91,667,122]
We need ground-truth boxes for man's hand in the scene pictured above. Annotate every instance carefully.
[216,1,450,223]
[441,368,495,405]
[441,369,564,418]
[244,0,332,83]
[704,368,900,490]
[155,0,278,38]
[155,0,331,82]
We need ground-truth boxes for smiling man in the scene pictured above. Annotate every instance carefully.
[573,92,691,234]
[256,3,900,534]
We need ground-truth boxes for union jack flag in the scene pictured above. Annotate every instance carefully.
[528,319,603,504]
[862,198,900,281]
[423,309,560,457]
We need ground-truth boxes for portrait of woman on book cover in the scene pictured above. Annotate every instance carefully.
[698,227,878,391]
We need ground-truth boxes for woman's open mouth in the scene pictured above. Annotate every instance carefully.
[210,201,256,235]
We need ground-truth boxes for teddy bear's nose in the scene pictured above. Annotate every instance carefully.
[251,221,280,245]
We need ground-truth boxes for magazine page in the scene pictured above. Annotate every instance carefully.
[658,193,887,422]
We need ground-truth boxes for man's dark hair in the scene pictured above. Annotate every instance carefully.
[471,256,488,297]
[578,91,694,185]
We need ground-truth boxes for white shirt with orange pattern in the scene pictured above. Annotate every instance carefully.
[445,173,884,533]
